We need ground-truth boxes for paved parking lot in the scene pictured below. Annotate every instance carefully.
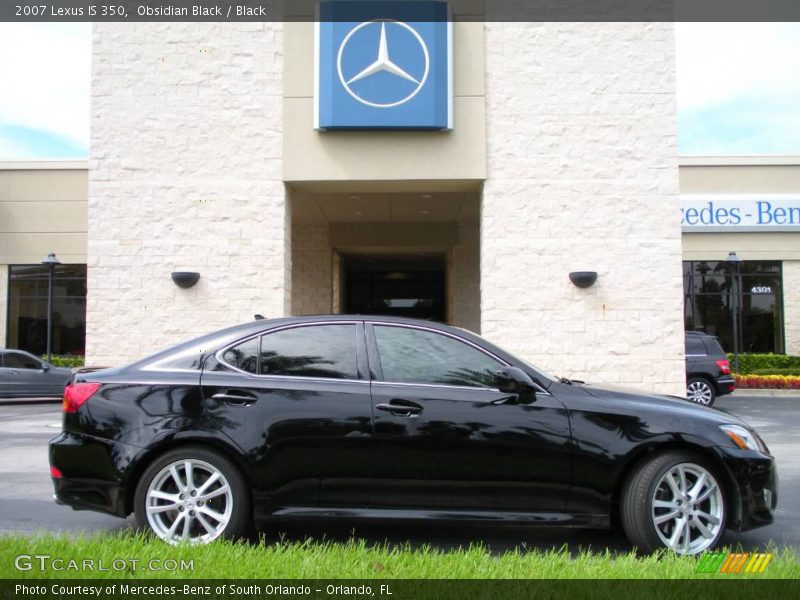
[1,395,797,553]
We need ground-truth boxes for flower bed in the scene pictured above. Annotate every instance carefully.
[735,373,800,389]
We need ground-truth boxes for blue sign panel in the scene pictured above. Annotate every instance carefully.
[315,1,452,130]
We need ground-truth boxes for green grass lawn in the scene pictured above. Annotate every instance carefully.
[1,532,798,579]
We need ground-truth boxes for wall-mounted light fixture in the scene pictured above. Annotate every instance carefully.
[171,271,200,289]
[569,271,598,288]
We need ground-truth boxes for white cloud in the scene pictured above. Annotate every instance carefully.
[0,23,90,149]
[676,22,800,112]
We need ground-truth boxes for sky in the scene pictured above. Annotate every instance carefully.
[0,22,799,159]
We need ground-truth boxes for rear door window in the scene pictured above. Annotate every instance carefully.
[221,337,260,374]
[259,324,358,380]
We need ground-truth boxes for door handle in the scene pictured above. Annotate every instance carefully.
[490,395,518,405]
[211,391,258,406]
[376,401,423,417]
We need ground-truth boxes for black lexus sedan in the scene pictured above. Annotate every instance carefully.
[50,316,777,554]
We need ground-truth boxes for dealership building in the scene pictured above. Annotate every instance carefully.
[1,14,798,395]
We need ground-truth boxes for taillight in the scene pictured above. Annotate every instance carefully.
[715,359,731,375]
[50,466,63,479]
[63,382,101,413]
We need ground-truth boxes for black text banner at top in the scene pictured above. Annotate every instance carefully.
[3,0,800,22]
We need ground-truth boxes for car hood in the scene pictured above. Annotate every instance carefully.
[573,382,748,427]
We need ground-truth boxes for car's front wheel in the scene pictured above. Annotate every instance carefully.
[134,446,251,544]
[621,451,726,555]
[686,377,716,406]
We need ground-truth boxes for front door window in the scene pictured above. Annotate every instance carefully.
[373,324,502,388]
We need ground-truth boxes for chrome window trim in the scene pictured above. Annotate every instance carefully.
[368,321,551,396]
[142,366,204,374]
[204,370,369,385]
[371,380,503,393]
[216,320,363,381]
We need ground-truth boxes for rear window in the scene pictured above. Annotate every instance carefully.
[704,336,727,356]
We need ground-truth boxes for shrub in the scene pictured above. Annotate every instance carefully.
[731,353,800,374]
[43,355,85,368]
[752,367,800,377]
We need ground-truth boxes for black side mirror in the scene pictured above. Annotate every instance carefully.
[495,366,536,404]
[41,364,50,372]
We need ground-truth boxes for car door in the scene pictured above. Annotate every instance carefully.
[366,322,573,513]
[3,351,54,396]
[200,321,373,513]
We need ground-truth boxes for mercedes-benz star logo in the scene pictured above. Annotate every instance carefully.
[337,20,430,109]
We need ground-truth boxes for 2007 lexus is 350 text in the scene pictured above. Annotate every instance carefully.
[49,316,777,554]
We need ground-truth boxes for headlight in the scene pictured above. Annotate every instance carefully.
[720,424,766,452]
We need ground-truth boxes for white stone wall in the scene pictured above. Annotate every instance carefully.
[448,220,481,333]
[482,23,685,394]
[783,260,800,355]
[291,224,332,315]
[88,23,287,366]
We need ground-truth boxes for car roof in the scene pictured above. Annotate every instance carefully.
[128,314,471,366]
[686,331,716,338]
[0,348,37,356]
[124,314,551,385]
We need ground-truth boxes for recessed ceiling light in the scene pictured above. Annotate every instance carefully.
[420,210,430,215]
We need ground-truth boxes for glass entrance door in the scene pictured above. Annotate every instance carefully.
[344,256,446,322]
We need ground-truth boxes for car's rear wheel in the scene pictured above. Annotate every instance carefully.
[134,447,251,544]
[621,451,726,555]
[686,377,716,406]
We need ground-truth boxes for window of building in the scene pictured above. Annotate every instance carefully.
[683,260,784,354]
[373,325,503,388]
[6,265,87,357]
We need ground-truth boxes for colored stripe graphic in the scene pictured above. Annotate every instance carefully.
[697,552,773,574]
[732,553,750,573]
[759,554,773,573]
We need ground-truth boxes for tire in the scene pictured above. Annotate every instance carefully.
[620,451,726,555]
[134,446,251,544]
[686,377,716,406]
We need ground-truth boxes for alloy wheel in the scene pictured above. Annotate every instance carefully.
[651,463,724,555]
[687,380,713,405]
[145,458,233,544]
